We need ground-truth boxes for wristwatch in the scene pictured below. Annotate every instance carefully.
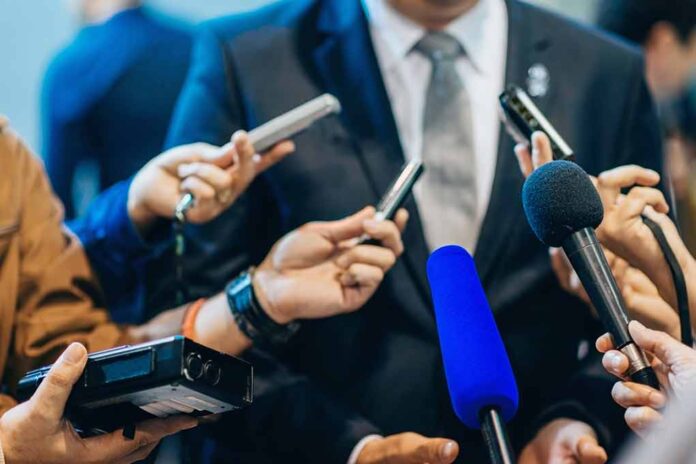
[226,269,300,345]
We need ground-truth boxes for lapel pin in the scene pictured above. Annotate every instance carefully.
[526,63,550,98]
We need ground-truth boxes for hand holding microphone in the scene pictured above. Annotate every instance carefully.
[128,131,294,233]
[253,206,408,324]
[516,133,695,315]
[522,160,660,389]
[427,246,605,464]
[596,321,696,437]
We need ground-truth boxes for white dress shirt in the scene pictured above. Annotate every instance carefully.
[362,0,508,251]
[347,3,509,462]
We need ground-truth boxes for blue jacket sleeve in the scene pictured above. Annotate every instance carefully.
[42,78,91,220]
[68,178,172,322]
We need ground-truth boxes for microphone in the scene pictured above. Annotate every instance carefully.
[427,246,518,464]
[522,160,659,389]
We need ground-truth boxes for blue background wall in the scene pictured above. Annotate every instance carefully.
[0,0,598,152]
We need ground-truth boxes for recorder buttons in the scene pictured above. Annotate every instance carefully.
[185,353,204,381]
[203,361,222,386]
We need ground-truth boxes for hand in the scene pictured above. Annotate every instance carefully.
[614,267,680,339]
[254,206,409,324]
[0,343,197,464]
[514,131,554,178]
[596,321,696,437]
[128,131,294,230]
[519,419,607,464]
[356,433,459,464]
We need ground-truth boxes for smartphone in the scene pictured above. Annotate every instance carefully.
[359,160,425,245]
[499,84,575,161]
[176,94,342,220]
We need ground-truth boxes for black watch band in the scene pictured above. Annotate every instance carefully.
[226,269,300,346]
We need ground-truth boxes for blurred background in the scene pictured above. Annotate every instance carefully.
[18,0,696,253]
[0,0,599,153]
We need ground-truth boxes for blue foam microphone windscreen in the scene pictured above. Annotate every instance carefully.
[522,160,604,247]
[427,246,519,429]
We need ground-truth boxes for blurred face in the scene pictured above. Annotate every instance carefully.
[388,0,479,29]
[64,0,140,24]
[644,22,696,101]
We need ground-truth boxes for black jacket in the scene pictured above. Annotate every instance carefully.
[158,0,665,461]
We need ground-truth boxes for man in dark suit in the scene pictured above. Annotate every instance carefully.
[149,0,665,462]
[42,0,192,219]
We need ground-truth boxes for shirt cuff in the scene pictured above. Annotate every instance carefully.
[347,434,383,464]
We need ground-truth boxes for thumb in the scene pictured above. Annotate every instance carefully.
[629,320,688,367]
[31,343,87,422]
[413,437,459,464]
[305,207,376,243]
[576,435,607,464]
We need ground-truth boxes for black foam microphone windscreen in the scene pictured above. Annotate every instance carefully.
[522,160,603,247]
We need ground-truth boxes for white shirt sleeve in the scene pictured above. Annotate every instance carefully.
[347,434,383,464]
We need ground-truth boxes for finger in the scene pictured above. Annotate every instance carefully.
[618,187,669,218]
[84,416,198,462]
[158,143,217,172]
[595,333,615,353]
[576,436,608,464]
[339,263,384,288]
[335,245,397,273]
[514,143,534,178]
[622,267,659,296]
[254,140,295,173]
[201,141,236,169]
[621,287,680,339]
[362,218,404,257]
[413,438,460,464]
[602,350,630,378]
[629,320,690,366]
[531,131,553,169]
[624,406,663,437]
[31,343,87,422]
[179,176,217,203]
[117,442,159,464]
[230,131,257,184]
[177,163,234,197]
[304,207,376,243]
[394,208,409,233]
[611,381,667,409]
[598,165,660,190]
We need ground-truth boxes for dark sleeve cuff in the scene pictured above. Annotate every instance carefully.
[68,177,172,262]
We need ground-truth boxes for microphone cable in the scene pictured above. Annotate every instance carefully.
[641,215,693,346]
[174,203,190,307]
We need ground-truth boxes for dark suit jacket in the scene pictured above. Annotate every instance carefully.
[42,7,191,219]
[155,0,664,461]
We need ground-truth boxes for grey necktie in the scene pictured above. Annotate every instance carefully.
[414,31,478,252]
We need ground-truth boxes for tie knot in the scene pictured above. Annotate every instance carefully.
[414,31,464,62]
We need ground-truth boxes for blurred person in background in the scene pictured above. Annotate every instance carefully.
[598,0,696,254]
[42,0,192,219]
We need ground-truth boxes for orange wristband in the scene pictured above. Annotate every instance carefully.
[182,298,206,340]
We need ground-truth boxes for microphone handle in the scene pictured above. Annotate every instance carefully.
[480,408,516,464]
[562,228,658,388]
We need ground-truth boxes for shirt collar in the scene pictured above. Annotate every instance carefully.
[362,0,503,75]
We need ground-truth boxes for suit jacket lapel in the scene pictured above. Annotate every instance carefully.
[313,0,434,304]
[474,0,554,284]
